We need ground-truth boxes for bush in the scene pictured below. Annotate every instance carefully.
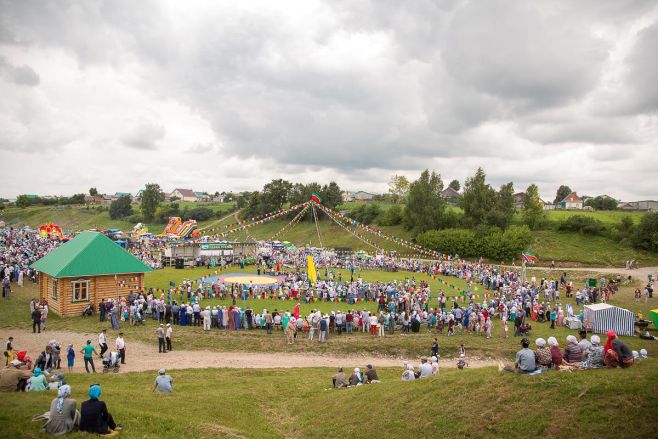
[558,216,606,235]
[109,196,133,219]
[416,225,532,260]
[182,207,214,221]
[349,203,381,225]
[378,205,404,226]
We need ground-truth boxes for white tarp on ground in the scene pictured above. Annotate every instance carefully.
[584,303,635,336]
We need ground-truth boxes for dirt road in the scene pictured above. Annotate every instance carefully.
[0,329,496,373]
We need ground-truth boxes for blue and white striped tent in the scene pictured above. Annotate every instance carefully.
[584,303,635,337]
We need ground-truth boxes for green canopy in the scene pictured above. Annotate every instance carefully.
[31,231,153,278]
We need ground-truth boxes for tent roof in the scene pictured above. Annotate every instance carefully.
[31,231,153,278]
[584,303,614,311]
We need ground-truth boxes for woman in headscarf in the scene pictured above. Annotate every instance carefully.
[80,384,121,435]
[349,367,362,386]
[29,367,48,391]
[603,331,634,368]
[563,335,584,365]
[534,338,552,369]
[547,337,563,368]
[584,335,604,369]
[43,384,80,435]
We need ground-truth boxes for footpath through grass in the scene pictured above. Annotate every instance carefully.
[0,363,656,439]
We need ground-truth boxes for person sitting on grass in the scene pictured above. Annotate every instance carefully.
[80,384,121,436]
[29,367,48,391]
[401,363,415,381]
[153,368,173,393]
[364,364,380,384]
[0,359,33,392]
[534,338,552,369]
[42,384,80,435]
[349,368,363,386]
[563,335,584,366]
[603,331,634,368]
[547,337,563,369]
[584,335,605,369]
[332,367,348,388]
[499,338,536,373]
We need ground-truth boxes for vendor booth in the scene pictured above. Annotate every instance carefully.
[584,303,635,337]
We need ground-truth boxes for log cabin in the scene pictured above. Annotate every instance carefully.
[31,231,153,317]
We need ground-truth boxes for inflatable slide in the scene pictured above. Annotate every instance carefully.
[160,217,199,239]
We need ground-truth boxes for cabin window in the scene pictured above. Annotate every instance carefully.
[72,280,90,302]
[50,280,58,301]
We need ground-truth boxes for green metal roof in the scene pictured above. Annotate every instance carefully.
[31,231,153,278]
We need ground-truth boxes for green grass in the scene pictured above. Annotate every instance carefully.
[529,230,658,267]
[0,362,656,438]
[3,267,656,359]
[543,209,646,225]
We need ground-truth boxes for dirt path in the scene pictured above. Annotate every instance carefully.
[0,329,495,373]
[517,265,657,282]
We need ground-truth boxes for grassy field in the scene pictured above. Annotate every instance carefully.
[0,361,656,438]
[528,230,658,267]
[3,267,655,359]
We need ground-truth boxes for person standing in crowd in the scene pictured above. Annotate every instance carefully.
[66,344,75,372]
[98,299,106,322]
[98,329,108,358]
[156,324,166,353]
[166,324,173,351]
[115,333,126,364]
[80,340,98,373]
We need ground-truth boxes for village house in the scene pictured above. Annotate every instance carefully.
[169,188,198,202]
[559,192,583,210]
[441,187,462,205]
[31,231,152,317]
[513,192,525,209]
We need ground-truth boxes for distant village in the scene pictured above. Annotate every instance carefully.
[5,188,657,212]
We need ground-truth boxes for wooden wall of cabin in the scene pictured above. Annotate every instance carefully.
[45,273,145,317]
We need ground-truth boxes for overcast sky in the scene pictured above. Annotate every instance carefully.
[1,0,657,201]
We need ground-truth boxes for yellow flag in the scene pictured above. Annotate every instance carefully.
[307,255,317,285]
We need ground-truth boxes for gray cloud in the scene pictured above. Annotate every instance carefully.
[0,0,656,200]
[120,122,165,150]
[0,56,39,86]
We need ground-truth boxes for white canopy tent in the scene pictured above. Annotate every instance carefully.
[584,303,635,337]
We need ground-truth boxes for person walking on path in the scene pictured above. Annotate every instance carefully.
[66,344,75,372]
[98,329,108,358]
[156,324,166,353]
[165,324,173,351]
[115,333,126,364]
[80,340,98,373]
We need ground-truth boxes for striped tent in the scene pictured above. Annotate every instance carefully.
[584,303,635,337]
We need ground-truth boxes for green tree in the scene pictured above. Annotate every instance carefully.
[448,179,460,192]
[584,196,618,210]
[523,184,544,230]
[320,181,343,210]
[461,168,496,227]
[261,179,293,214]
[403,169,446,235]
[89,187,98,196]
[554,185,572,205]
[141,183,164,222]
[15,195,30,208]
[388,174,410,203]
[109,195,133,219]
[487,182,515,228]
[632,212,658,252]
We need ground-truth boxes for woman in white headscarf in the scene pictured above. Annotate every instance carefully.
[584,335,604,369]
[43,384,80,435]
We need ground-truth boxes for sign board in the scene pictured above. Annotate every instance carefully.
[200,243,233,250]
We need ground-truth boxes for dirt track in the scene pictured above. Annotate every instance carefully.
[0,329,496,373]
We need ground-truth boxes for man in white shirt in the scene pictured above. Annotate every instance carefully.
[418,357,433,378]
[116,333,126,364]
[166,324,173,351]
[98,329,108,357]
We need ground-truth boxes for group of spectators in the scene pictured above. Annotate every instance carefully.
[502,330,649,373]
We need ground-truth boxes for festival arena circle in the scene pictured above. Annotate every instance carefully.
[202,273,285,286]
